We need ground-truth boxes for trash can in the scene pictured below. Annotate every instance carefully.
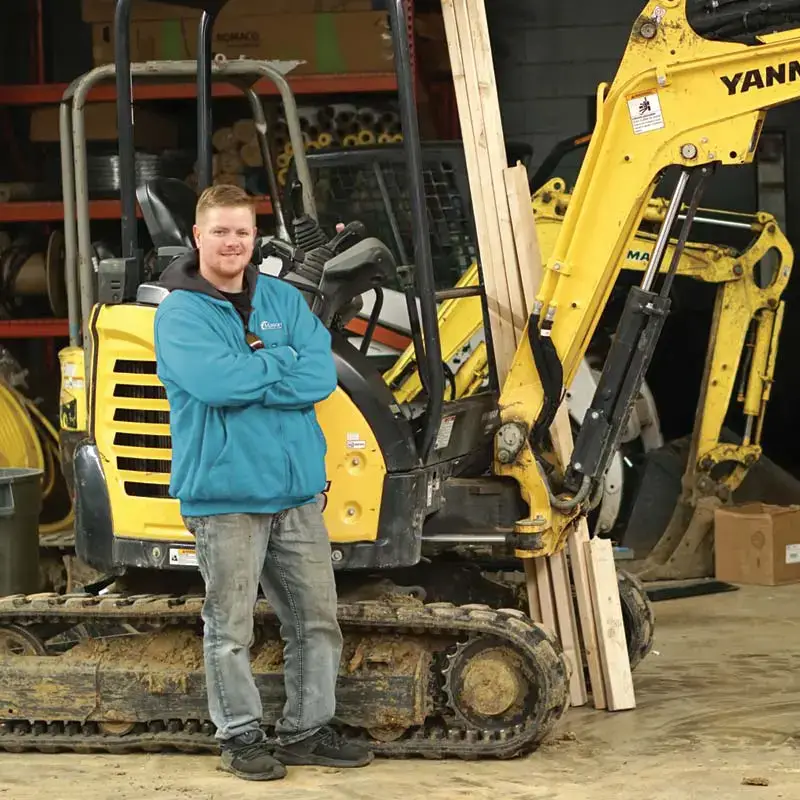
[0,467,43,596]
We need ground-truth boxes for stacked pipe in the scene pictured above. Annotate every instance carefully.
[187,101,404,192]
[186,119,251,190]
[272,102,404,187]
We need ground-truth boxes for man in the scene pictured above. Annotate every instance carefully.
[153,184,373,781]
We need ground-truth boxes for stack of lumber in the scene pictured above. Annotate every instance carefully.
[441,0,636,712]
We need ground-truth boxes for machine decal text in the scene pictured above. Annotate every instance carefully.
[720,61,800,95]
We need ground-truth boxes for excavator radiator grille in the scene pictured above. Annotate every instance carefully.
[108,357,172,499]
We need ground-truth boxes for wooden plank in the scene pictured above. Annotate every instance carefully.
[523,558,542,622]
[585,537,636,710]
[567,519,607,709]
[462,0,527,343]
[504,164,543,314]
[441,0,516,378]
[534,557,557,636]
[549,549,588,706]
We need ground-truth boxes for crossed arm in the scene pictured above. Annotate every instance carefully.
[154,289,337,409]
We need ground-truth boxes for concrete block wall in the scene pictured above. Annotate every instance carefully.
[486,0,646,171]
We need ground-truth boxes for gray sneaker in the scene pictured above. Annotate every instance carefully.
[274,726,374,768]
[219,729,287,781]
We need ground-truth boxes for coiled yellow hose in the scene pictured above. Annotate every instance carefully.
[0,383,74,535]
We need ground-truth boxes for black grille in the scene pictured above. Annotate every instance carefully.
[114,432,171,449]
[114,359,157,374]
[114,408,170,425]
[124,482,171,498]
[117,457,171,473]
[114,384,167,400]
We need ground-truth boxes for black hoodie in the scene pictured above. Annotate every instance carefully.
[159,249,260,331]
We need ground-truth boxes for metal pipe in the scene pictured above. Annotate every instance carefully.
[372,161,408,263]
[73,67,118,349]
[435,286,483,301]
[59,98,80,346]
[678,213,754,231]
[640,170,691,292]
[243,87,288,239]
[660,165,713,298]
[113,0,137,263]
[69,59,305,344]
[421,533,509,544]
[255,59,316,219]
[389,0,445,461]
[197,11,216,192]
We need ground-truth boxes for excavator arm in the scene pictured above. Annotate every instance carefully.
[385,182,791,559]
[493,0,800,556]
[535,178,791,496]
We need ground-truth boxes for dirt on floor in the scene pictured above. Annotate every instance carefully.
[2,583,800,799]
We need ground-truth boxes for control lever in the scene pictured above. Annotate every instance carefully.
[256,236,305,276]
[327,221,367,256]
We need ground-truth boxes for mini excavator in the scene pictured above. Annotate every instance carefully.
[384,178,790,576]
[0,0,797,760]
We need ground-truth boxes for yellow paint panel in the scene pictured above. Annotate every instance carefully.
[92,304,386,546]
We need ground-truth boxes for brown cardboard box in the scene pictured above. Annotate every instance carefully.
[82,0,375,23]
[30,102,179,150]
[714,502,800,585]
[91,12,393,74]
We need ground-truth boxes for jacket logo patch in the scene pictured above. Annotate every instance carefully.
[260,321,283,330]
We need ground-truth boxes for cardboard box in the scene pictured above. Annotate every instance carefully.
[714,502,800,586]
[30,102,179,150]
[82,0,377,23]
[91,12,394,74]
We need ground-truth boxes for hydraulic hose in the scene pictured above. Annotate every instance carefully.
[0,383,74,535]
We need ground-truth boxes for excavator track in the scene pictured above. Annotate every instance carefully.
[0,592,570,760]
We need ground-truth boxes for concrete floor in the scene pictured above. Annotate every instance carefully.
[2,583,800,799]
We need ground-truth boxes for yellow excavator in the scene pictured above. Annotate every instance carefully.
[385,178,791,581]
[0,0,797,760]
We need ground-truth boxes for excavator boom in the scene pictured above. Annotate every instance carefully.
[385,182,791,557]
[493,0,800,554]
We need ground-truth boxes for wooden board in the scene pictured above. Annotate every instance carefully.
[440,0,628,713]
[550,549,588,706]
[567,518,608,710]
[441,0,516,378]
[550,404,607,709]
[585,537,637,710]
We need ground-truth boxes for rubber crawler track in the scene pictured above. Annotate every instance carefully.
[616,569,655,671]
[0,593,570,759]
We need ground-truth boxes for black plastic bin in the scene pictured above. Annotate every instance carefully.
[0,467,43,596]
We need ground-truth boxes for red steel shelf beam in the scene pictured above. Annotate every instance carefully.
[0,318,69,338]
[0,198,273,222]
[0,73,398,105]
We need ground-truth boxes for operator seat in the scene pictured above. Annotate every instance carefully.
[136,178,197,250]
[134,178,198,307]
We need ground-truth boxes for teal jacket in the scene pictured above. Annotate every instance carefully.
[153,253,336,517]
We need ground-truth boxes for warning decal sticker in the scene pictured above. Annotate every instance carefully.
[627,92,665,135]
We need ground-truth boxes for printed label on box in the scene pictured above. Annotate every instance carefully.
[786,543,800,564]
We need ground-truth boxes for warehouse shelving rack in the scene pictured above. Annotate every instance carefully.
[0,0,417,338]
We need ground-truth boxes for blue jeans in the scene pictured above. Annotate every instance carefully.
[184,499,343,745]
